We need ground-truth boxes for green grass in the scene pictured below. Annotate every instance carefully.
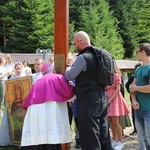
[0,146,21,150]
[0,88,130,150]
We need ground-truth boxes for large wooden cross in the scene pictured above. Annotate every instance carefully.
[54,0,69,74]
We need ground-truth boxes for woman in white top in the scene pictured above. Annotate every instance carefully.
[0,56,11,146]
[0,56,10,117]
[0,57,10,146]
[22,60,32,75]
[13,62,25,78]
[0,62,25,146]
[4,54,14,79]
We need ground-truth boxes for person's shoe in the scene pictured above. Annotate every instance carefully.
[114,141,124,150]
[75,144,81,149]
[111,140,119,149]
[129,130,137,136]
[75,139,81,149]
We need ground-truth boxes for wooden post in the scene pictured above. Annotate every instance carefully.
[54,0,69,74]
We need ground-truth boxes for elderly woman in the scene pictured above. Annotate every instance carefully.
[0,61,26,146]
[21,63,75,150]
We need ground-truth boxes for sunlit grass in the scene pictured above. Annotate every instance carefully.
[0,88,130,150]
[0,146,20,150]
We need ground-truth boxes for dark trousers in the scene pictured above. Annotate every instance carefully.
[67,102,73,125]
[99,101,112,150]
[78,100,112,150]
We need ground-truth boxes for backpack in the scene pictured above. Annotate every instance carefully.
[84,46,114,86]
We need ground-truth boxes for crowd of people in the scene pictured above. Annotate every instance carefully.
[0,31,150,150]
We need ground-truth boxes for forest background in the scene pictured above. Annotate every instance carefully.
[0,0,150,60]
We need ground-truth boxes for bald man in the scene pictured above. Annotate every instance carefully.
[65,31,112,150]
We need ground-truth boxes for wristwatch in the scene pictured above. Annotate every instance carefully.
[66,64,72,67]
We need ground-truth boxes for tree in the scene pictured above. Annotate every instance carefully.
[0,0,54,53]
[109,0,137,58]
[109,0,150,58]
[132,0,150,44]
[78,0,124,59]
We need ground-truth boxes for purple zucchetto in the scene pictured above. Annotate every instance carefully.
[41,63,53,75]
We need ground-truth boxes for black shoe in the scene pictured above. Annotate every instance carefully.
[75,144,81,149]
[129,130,137,136]
[75,139,81,149]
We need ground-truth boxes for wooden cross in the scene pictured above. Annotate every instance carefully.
[54,0,69,74]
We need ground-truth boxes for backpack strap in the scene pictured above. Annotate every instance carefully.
[90,46,103,56]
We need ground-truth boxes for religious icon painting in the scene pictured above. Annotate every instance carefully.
[5,76,32,145]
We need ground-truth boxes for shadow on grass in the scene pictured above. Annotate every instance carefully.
[0,146,21,150]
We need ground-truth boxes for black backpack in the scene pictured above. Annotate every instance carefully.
[84,46,114,86]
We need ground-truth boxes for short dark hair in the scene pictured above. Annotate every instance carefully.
[23,60,29,66]
[135,63,142,70]
[138,43,150,56]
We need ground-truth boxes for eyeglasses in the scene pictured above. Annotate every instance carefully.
[73,41,79,46]
[73,40,81,46]
[136,50,141,54]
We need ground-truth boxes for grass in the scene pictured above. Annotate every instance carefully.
[0,89,130,150]
[0,146,20,150]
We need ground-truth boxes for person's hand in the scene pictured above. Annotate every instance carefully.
[108,99,112,104]
[10,71,15,75]
[130,84,137,93]
[6,70,11,76]
[66,52,74,65]
[132,101,139,110]
[69,81,75,87]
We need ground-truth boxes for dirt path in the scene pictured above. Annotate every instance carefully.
[70,96,139,150]
[71,126,138,150]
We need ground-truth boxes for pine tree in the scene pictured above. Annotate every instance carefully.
[78,0,124,59]
[109,0,150,58]
[0,0,54,53]
[132,0,150,44]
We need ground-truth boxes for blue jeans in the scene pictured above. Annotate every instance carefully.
[135,109,150,150]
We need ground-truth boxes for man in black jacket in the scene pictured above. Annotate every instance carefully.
[65,31,112,150]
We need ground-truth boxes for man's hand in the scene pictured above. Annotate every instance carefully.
[132,101,139,110]
[130,84,137,93]
[69,81,75,87]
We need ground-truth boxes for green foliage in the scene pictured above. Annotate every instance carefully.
[0,0,54,53]
[132,0,150,44]
[0,0,149,58]
[69,0,124,59]
[109,0,136,58]
[109,0,150,59]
